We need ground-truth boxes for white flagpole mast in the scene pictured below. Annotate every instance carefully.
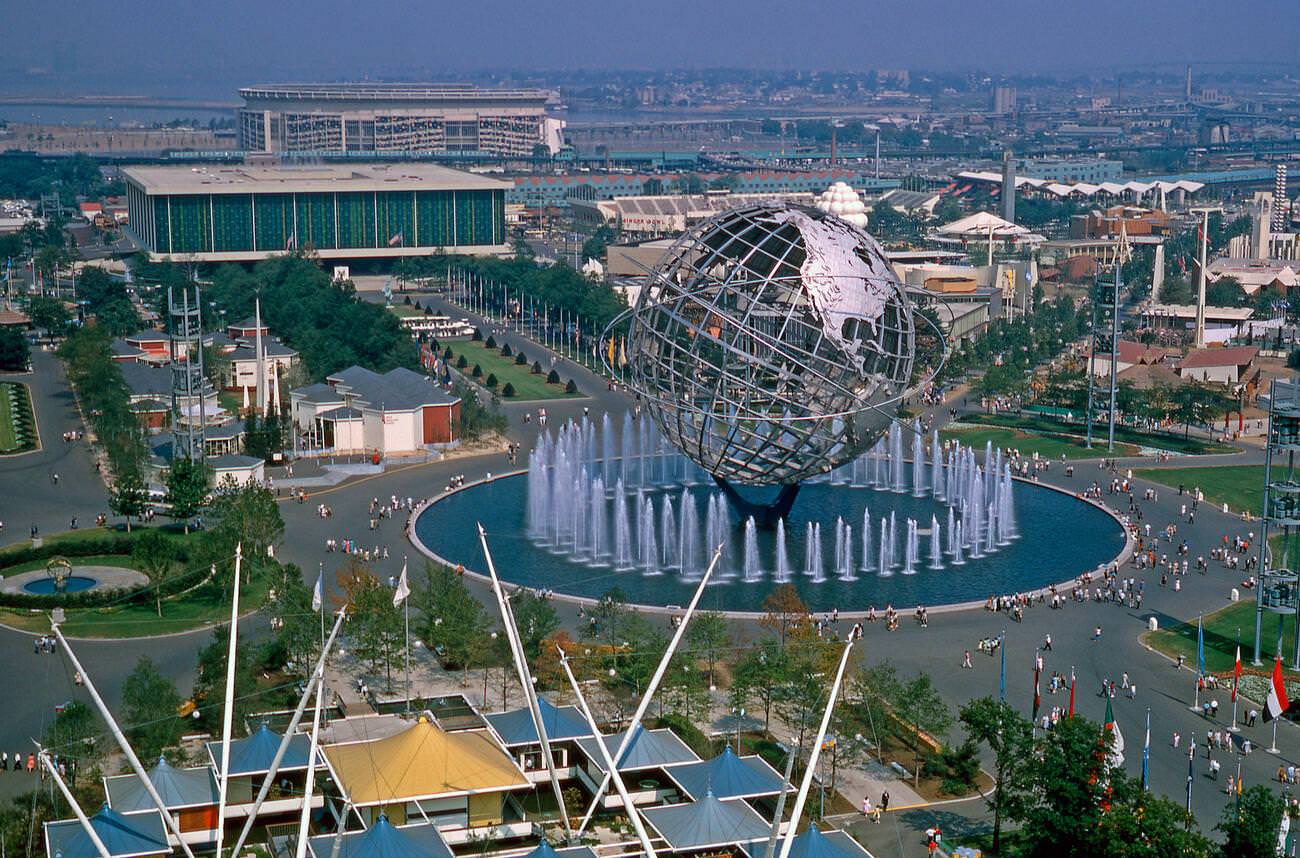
[293,680,326,858]
[575,545,723,835]
[559,650,658,858]
[52,630,198,858]
[776,640,855,858]
[38,749,112,858]
[215,544,244,858]
[477,524,573,839]
[229,608,348,858]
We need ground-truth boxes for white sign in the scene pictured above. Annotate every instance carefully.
[332,266,350,282]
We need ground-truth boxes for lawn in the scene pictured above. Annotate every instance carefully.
[0,381,36,453]
[0,568,271,639]
[445,339,581,401]
[941,425,1140,461]
[963,412,1234,455]
[1134,465,1265,517]
[1146,598,1297,678]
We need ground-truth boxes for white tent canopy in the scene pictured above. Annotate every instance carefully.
[936,211,1031,238]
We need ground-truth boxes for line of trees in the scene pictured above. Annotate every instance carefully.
[58,325,147,480]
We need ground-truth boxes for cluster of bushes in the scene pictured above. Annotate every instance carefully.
[0,383,36,452]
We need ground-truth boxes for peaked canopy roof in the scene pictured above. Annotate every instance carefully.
[485,698,593,746]
[664,747,789,801]
[322,718,528,807]
[936,211,1031,237]
[105,757,219,812]
[206,723,317,777]
[307,816,454,858]
[739,828,873,858]
[641,794,772,852]
[45,807,170,858]
[576,727,701,773]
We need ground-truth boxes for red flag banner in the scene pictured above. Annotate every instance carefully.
[1265,657,1290,721]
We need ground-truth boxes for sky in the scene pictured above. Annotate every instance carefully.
[5,0,1297,94]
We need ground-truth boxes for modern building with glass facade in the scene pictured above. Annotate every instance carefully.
[236,84,564,159]
[123,164,510,262]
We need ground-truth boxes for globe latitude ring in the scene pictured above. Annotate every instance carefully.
[606,203,931,488]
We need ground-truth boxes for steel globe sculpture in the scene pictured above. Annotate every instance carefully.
[619,203,915,517]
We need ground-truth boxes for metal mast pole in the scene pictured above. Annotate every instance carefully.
[39,750,112,858]
[575,546,724,834]
[51,627,198,858]
[215,544,243,858]
[293,681,326,858]
[1085,274,1101,449]
[1195,209,1208,349]
[1107,228,1125,452]
[478,525,574,839]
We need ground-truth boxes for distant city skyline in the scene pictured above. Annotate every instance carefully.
[5,0,1298,95]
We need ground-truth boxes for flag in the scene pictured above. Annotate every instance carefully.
[388,231,404,247]
[1103,697,1124,768]
[285,233,296,251]
[1140,709,1151,791]
[393,561,411,607]
[311,571,323,612]
[1068,671,1076,719]
[1231,645,1242,703]
[1265,656,1290,721]
[1032,665,1041,720]
[1196,615,1205,679]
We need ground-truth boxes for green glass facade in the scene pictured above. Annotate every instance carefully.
[127,181,504,257]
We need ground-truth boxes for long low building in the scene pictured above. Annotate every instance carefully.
[123,163,509,262]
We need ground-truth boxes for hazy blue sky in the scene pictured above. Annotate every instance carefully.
[6,0,1296,91]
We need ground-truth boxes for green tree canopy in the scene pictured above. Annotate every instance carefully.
[122,656,184,761]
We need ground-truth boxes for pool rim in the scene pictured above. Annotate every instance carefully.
[407,468,1136,619]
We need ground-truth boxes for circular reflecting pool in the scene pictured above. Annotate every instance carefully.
[23,576,99,595]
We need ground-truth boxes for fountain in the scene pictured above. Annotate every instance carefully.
[775,519,791,583]
[929,515,944,570]
[612,481,632,569]
[902,519,919,574]
[743,517,761,583]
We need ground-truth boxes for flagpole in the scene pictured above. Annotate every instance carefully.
[318,561,326,659]
[998,628,1006,702]
[1230,629,1241,732]
[404,556,411,713]
[1191,614,1203,713]
[1185,745,1194,820]
[1141,707,1151,792]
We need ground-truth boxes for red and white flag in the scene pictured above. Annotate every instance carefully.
[1231,645,1242,703]
[1265,656,1290,721]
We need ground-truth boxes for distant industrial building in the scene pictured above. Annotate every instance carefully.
[236,84,564,158]
[571,192,816,235]
[1017,158,1123,184]
[508,170,899,209]
[123,163,509,262]
[990,85,1017,114]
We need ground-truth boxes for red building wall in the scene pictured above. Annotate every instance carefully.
[421,402,460,444]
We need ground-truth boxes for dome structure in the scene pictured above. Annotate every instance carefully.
[621,203,915,488]
[815,181,868,229]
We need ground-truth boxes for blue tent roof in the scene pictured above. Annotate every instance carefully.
[664,747,788,801]
[576,727,700,773]
[641,793,772,852]
[523,843,598,858]
[485,698,593,746]
[206,723,315,777]
[307,816,454,858]
[105,757,219,812]
[45,806,170,858]
[739,828,874,858]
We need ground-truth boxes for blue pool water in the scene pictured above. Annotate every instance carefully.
[23,576,99,595]
[414,475,1126,612]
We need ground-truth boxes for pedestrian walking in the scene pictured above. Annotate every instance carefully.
[962,650,972,669]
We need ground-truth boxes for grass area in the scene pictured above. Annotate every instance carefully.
[0,554,140,575]
[0,381,37,453]
[1146,598,1297,677]
[965,411,1235,455]
[0,567,272,638]
[942,425,1140,460]
[445,339,581,401]
[1134,465,1264,517]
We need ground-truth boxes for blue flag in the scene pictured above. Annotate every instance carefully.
[1141,708,1151,791]
[1196,615,1205,678]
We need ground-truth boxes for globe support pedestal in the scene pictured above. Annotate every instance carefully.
[713,478,801,528]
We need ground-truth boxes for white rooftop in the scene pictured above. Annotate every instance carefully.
[124,163,510,195]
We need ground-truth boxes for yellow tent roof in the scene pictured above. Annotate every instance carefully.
[323,718,529,806]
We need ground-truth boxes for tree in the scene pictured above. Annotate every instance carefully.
[34,243,70,285]
[686,610,730,688]
[415,562,492,675]
[565,379,578,394]
[0,326,29,371]
[1015,715,1113,858]
[730,638,789,729]
[132,528,177,617]
[1090,776,1212,858]
[485,372,499,389]
[347,571,407,691]
[510,589,559,662]
[264,562,322,673]
[773,637,840,756]
[547,369,560,384]
[164,456,209,533]
[471,363,483,379]
[759,584,810,646]
[109,471,148,532]
[27,295,70,334]
[192,625,258,734]
[208,476,284,560]
[891,671,953,785]
[959,697,1035,854]
[502,382,517,398]
[42,701,104,774]
[935,196,962,223]
[122,656,183,760]
[1217,786,1285,858]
